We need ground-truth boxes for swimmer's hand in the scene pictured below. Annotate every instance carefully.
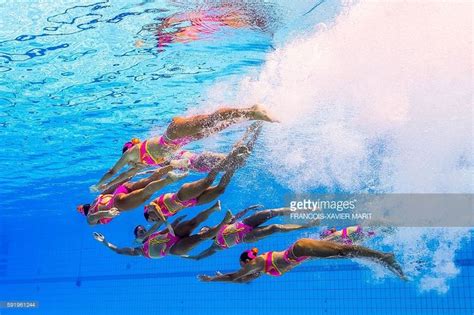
[179,254,192,259]
[198,275,212,282]
[89,185,100,193]
[106,208,120,218]
[93,232,105,243]
[89,184,107,193]
[167,171,189,182]
[180,255,198,260]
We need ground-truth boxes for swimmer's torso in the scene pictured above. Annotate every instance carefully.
[260,251,293,276]
[132,135,194,166]
[142,231,179,258]
[92,194,114,211]
[260,247,310,277]
[215,222,253,248]
[135,137,177,166]
[150,193,190,217]
[88,194,114,224]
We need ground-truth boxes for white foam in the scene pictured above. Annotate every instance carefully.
[204,0,473,293]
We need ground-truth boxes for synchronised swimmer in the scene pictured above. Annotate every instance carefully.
[77,104,407,284]
[198,239,406,283]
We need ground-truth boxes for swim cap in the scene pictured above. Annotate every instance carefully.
[122,138,140,153]
[143,205,150,221]
[134,225,146,238]
[240,248,258,263]
[248,248,258,259]
[77,204,90,216]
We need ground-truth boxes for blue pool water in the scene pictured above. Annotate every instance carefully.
[0,1,472,314]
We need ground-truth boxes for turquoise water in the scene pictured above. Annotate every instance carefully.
[0,1,473,314]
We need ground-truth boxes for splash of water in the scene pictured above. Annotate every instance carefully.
[204,0,473,293]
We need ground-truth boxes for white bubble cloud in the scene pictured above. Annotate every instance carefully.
[204,0,473,293]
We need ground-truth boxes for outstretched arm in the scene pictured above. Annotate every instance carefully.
[94,152,132,189]
[100,166,142,192]
[185,243,220,261]
[93,232,143,256]
[199,259,262,283]
[140,222,164,240]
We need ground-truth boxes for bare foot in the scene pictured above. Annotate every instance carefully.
[250,104,279,122]
[170,158,191,169]
[382,253,407,281]
[210,200,221,212]
[227,146,250,170]
[233,145,251,158]
[224,210,233,224]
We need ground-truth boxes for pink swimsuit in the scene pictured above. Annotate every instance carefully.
[148,193,198,218]
[341,225,363,244]
[173,150,214,173]
[215,222,253,249]
[263,244,310,277]
[88,184,130,225]
[142,232,180,258]
[139,135,193,166]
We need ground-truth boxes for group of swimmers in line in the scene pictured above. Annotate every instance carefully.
[76,105,406,283]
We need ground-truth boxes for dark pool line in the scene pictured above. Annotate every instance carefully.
[1,259,473,285]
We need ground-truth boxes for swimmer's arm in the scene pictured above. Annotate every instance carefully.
[95,153,132,188]
[150,164,175,178]
[141,222,164,239]
[184,244,219,261]
[199,260,261,283]
[100,166,142,192]
[104,241,142,256]
[93,232,142,256]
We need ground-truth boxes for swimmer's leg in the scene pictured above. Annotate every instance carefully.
[114,174,177,211]
[233,121,262,151]
[170,211,232,255]
[165,105,276,140]
[194,167,239,205]
[125,165,174,191]
[176,145,249,202]
[244,224,310,243]
[174,201,221,237]
[242,208,293,227]
[293,239,407,280]
[185,243,221,260]
[190,152,226,172]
